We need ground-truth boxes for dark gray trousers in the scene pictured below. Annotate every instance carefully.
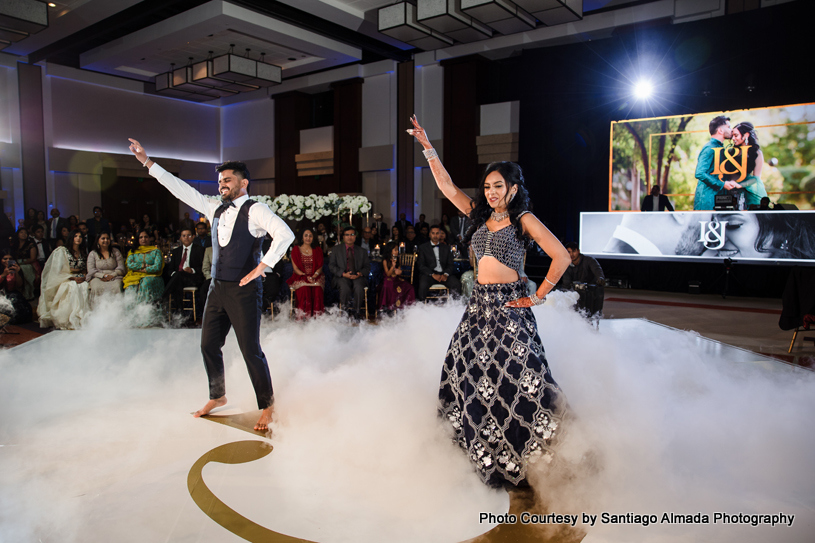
[200,279,273,409]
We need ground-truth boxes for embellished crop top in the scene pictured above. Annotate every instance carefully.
[470,213,528,272]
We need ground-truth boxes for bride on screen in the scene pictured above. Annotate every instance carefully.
[409,115,572,488]
[728,121,768,209]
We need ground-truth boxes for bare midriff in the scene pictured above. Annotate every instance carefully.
[476,256,519,285]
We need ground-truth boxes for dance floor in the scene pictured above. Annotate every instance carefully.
[1,295,813,542]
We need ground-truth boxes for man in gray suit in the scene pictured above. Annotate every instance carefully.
[329,226,370,317]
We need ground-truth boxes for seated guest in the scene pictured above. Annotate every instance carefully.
[387,225,401,245]
[193,221,211,248]
[416,225,461,300]
[54,225,71,249]
[417,224,430,244]
[0,250,33,324]
[393,213,411,235]
[200,245,213,314]
[438,229,448,245]
[287,228,325,318]
[38,230,90,329]
[640,185,674,212]
[164,228,205,320]
[328,226,370,318]
[77,222,90,251]
[123,229,164,304]
[13,227,39,300]
[357,226,375,253]
[560,242,605,288]
[403,226,419,254]
[68,215,78,231]
[379,242,415,312]
[415,213,430,235]
[315,222,333,253]
[86,232,125,303]
[31,224,51,268]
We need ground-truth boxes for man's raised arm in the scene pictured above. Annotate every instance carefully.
[128,138,215,217]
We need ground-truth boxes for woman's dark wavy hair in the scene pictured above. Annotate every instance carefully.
[730,121,761,177]
[297,227,315,247]
[67,229,87,258]
[462,161,532,246]
[756,214,815,260]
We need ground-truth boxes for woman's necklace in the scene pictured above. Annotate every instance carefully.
[491,210,510,222]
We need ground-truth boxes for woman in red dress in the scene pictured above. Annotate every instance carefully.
[286,228,325,318]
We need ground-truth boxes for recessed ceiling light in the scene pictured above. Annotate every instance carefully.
[48,2,57,7]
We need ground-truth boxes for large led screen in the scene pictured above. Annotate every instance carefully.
[610,103,815,211]
[580,211,815,265]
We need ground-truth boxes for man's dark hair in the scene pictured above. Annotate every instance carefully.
[709,115,730,136]
[93,206,103,213]
[430,224,442,232]
[32,224,44,233]
[78,221,87,228]
[564,241,580,251]
[342,226,357,236]
[196,222,207,230]
[216,161,251,189]
[179,228,194,237]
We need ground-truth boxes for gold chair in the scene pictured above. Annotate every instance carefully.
[168,286,198,320]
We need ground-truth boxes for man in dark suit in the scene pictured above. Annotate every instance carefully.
[393,213,411,236]
[193,221,212,248]
[31,224,51,266]
[370,213,389,244]
[47,208,68,242]
[641,185,674,212]
[164,227,206,321]
[86,206,111,242]
[415,213,429,235]
[328,226,370,317]
[449,210,470,245]
[416,225,461,300]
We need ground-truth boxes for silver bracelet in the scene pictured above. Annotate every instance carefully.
[544,276,556,287]
[141,157,151,168]
[422,148,438,161]
[529,293,544,305]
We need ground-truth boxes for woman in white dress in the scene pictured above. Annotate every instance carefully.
[38,230,90,329]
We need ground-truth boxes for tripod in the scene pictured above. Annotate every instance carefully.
[713,258,743,299]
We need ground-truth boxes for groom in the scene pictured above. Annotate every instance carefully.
[694,115,742,210]
[128,139,294,432]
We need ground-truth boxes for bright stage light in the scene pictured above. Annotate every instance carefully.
[634,80,653,100]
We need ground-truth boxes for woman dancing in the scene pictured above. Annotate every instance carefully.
[409,116,571,487]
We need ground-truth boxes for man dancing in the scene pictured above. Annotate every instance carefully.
[128,139,294,432]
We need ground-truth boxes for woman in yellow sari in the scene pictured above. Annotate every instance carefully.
[123,229,164,303]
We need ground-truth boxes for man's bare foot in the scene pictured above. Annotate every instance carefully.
[255,406,274,432]
[193,397,227,418]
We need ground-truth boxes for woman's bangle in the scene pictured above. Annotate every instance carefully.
[141,157,151,167]
[422,148,438,161]
[544,276,556,287]
[529,293,545,305]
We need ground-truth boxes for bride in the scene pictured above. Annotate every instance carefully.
[38,229,90,329]
[409,115,572,487]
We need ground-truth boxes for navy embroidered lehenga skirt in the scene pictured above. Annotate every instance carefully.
[438,280,566,487]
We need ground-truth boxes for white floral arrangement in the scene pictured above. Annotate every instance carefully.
[206,192,370,222]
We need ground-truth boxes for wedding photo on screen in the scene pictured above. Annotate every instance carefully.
[580,211,815,265]
[609,103,815,212]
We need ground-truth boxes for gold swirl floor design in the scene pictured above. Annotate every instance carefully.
[191,412,586,543]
